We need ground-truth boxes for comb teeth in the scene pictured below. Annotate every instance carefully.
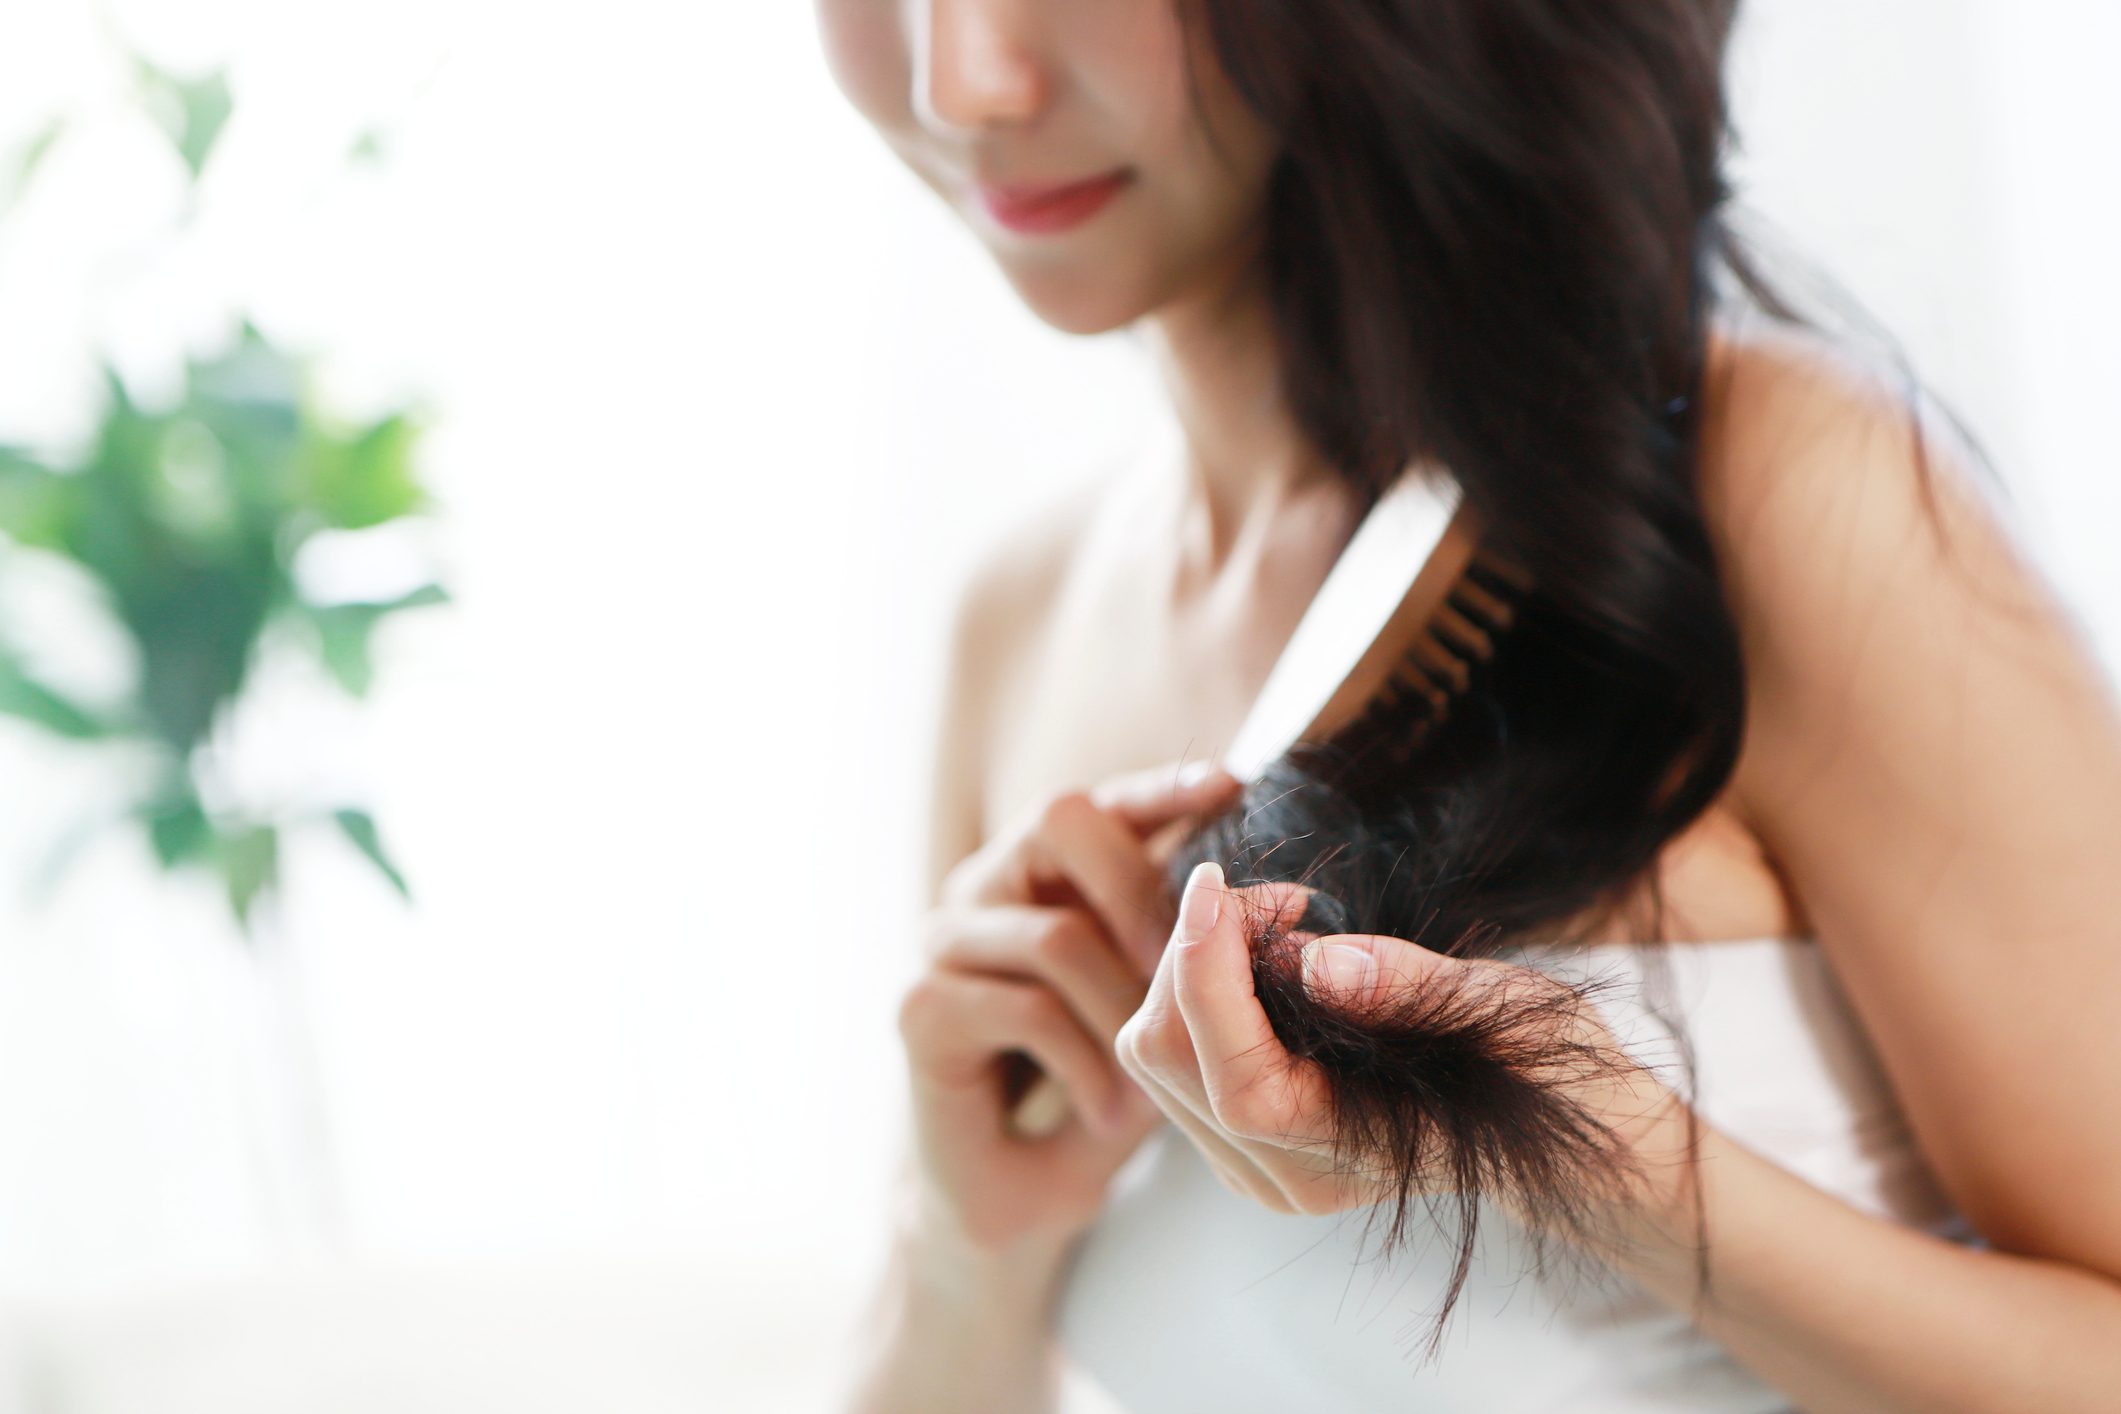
[1430,601,1496,662]
[1462,546,1537,598]
[1443,570,1521,634]
[1345,542,1535,763]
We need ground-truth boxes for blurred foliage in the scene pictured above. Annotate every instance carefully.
[136,58,232,181]
[0,56,445,933]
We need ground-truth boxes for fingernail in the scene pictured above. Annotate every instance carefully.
[1304,941,1377,1000]
[1177,759,1216,788]
[1178,860,1222,941]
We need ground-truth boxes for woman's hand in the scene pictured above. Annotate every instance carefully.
[1115,860,1690,1227]
[895,762,1245,1265]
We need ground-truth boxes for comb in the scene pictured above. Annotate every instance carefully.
[1005,464,1537,1140]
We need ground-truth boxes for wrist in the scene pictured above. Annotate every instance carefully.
[1601,1082,1708,1237]
[1497,1074,1706,1257]
[850,1211,1072,1414]
[898,1191,1078,1317]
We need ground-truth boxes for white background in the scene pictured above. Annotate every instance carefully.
[0,0,2113,1408]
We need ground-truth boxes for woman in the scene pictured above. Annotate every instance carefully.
[823,0,2121,1408]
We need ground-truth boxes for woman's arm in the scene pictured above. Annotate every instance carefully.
[847,1163,1074,1414]
[1620,330,2121,1410]
[1111,331,2121,1409]
[1583,1107,2121,1412]
[848,566,1067,1413]
[847,504,1096,1413]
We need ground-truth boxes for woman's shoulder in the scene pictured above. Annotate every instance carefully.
[1695,315,2010,550]
[924,451,1142,881]
[1692,323,2121,1280]
[1697,314,2059,826]
[942,455,1132,684]
[1695,315,2026,668]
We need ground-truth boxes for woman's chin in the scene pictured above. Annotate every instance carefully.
[1000,275,1155,338]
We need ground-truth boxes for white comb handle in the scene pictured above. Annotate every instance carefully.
[1221,468,1463,781]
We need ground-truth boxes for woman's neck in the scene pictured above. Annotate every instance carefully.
[1136,254,1348,580]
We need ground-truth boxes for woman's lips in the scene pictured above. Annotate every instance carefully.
[976,168,1133,235]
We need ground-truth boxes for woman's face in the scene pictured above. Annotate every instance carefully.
[815,0,1282,335]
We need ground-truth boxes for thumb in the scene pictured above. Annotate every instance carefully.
[1300,933,1452,1012]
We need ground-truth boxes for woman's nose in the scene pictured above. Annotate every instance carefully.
[911,0,1050,135]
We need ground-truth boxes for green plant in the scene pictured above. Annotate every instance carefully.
[0,57,444,930]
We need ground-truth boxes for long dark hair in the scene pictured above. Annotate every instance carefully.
[1151,0,1974,1361]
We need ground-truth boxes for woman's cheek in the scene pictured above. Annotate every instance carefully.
[814,0,917,132]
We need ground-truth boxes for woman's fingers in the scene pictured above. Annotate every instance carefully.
[1086,759,1244,834]
[922,761,1243,1144]
[899,971,1132,1137]
[1142,1071,1295,1211]
[944,762,1243,977]
[1117,941,1298,1212]
[1117,874,1511,1218]
[923,902,1147,1047]
[1125,997,1359,1214]
[1170,870,1341,1149]
[1123,871,1378,1210]
[956,791,1172,973]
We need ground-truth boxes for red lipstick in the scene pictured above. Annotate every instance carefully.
[976,168,1132,235]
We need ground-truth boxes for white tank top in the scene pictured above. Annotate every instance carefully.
[1057,935,1982,1411]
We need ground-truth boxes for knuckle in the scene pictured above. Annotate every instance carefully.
[1030,912,1093,971]
[1289,1180,1344,1217]
[1209,1092,1259,1142]
[1114,1014,1149,1074]
[894,977,943,1042]
[1285,1186,1324,1216]
[935,849,984,906]
[1037,788,1096,837]
[1001,984,1063,1036]
[1279,1170,1328,1214]
[1124,1011,1180,1071]
[1214,1083,1280,1144]
[915,909,954,962]
[1244,1183,1288,1215]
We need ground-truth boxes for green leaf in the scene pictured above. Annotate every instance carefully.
[137,60,233,181]
[0,446,73,550]
[311,603,376,696]
[12,118,63,181]
[28,806,124,906]
[378,582,449,613]
[304,413,424,530]
[347,128,387,166]
[129,560,276,755]
[141,788,212,867]
[332,808,410,899]
[185,332,305,483]
[0,648,109,739]
[0,116,64,218]
[0,443,51,478]
[218,822,278,930]
[305,582,448,696]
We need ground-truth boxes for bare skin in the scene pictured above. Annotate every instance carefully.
[817,0,1801,948]
[825,2,2121,1410]
[945,330,1811,951]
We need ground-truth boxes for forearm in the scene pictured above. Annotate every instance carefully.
[1579,1105,2121,1412]
[845,1214,1070,1414]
